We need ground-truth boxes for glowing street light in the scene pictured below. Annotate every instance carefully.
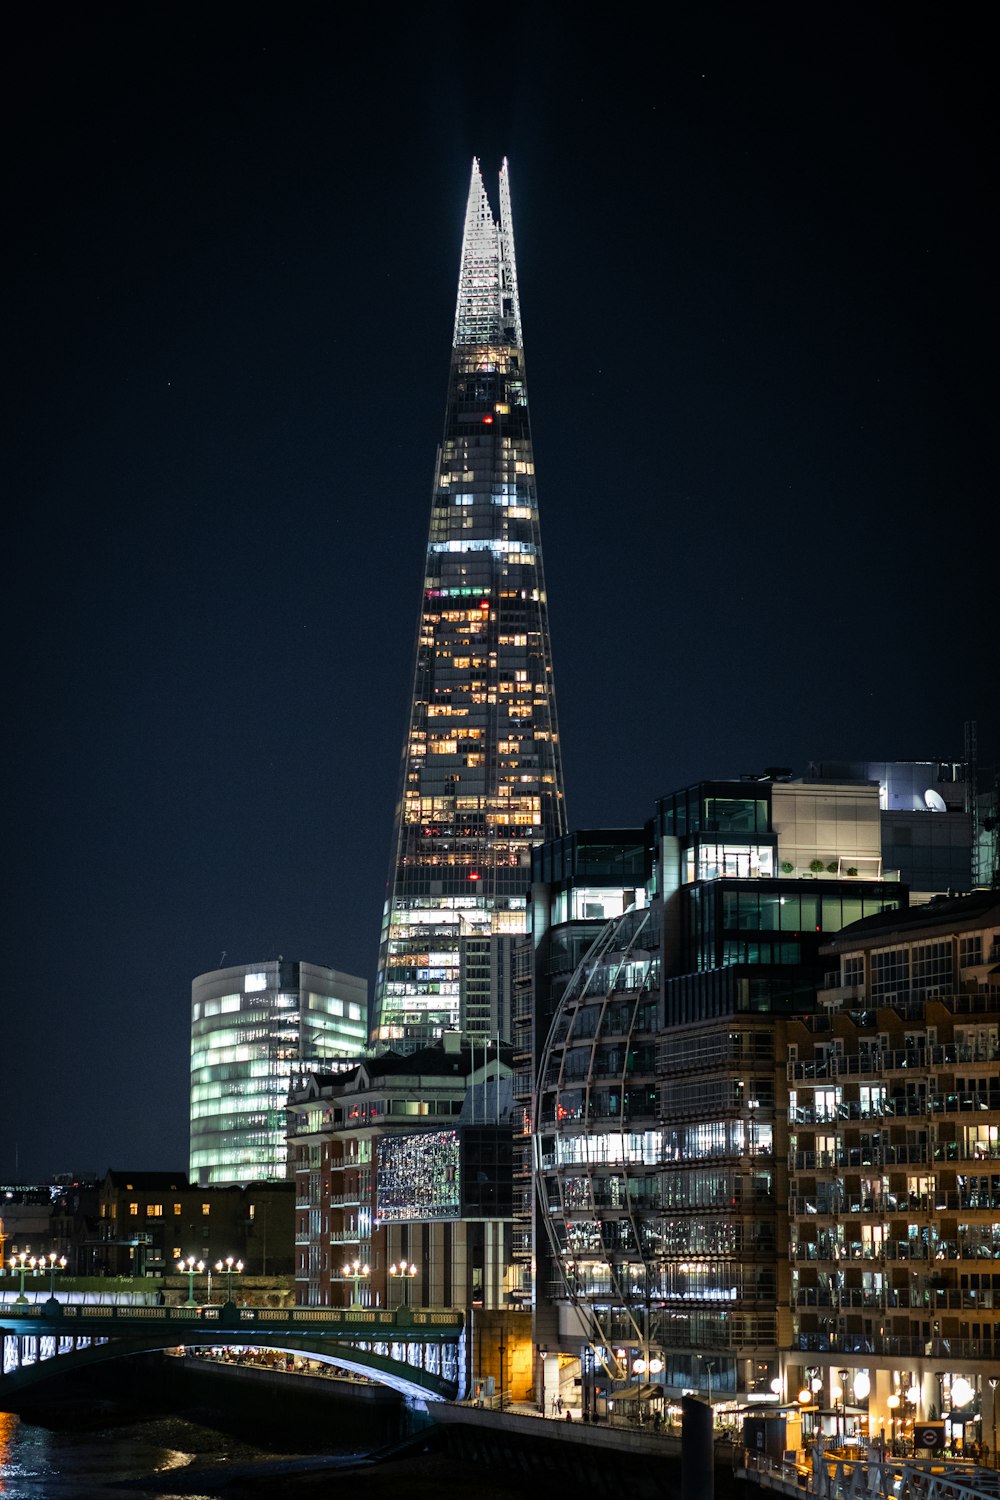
[8,1252,39,1305]
[214,1255,244,1304]
[341,1258,370,1308]
[388,1259,418,1309]
[177,1255,205,1308]
[41,1251,67,1297]
[887,1392,900,1452]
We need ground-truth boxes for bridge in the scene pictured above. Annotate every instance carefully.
[0,1299,465,1404]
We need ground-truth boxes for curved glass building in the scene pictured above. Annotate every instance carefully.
[190,959,367,1186]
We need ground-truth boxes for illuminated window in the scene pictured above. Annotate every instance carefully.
[146,1204,163,1218]
[201,1203,211,1217]
[173,1204,182,1216]
[244,973,267,993]
[128,1202,139,1216]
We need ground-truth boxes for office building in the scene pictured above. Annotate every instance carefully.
[527,774,907,1419]
[286,1036,513,1310]
[372,158,566,1051]
[808,759,974,899]
[190,959,367,1186]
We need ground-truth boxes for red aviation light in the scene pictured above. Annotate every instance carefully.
[469,871,480,881]
[479,599,490,610]
[482,414,494,424]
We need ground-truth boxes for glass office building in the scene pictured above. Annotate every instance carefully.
[190,958,367,1185]
[531,776,906,1414]
[372,159,566,1050]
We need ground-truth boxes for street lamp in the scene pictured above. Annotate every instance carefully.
[388,1259,418,1308]
[887,1393,900,1454]
[177,1255,205,1308]
[8,1252,39,1305]
[41,1252,67,1297]
[988,1378,998,1467]
[341,1258,370,1308]
[838,1368,850,1443]
[214,1256,244,1304]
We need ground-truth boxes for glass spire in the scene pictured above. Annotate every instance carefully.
[372,158,566,1050]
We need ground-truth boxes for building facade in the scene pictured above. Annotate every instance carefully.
[372,158,566,1052]
[96,1170,294,1277]
[190,959,367,1186]
[787,890,1000,1455]
[527,775,909,1419]
[808,759,974,900]
[286,1037,514,1312]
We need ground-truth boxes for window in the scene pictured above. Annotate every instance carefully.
[960,936,983,969]
[173,1203,182,1216]
[129,1202,139,1217]
[201,1203,211,1217]
[843,956,864,988]
[146,1204,163,1218]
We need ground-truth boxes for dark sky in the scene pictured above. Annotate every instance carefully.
[4,5,993,1181]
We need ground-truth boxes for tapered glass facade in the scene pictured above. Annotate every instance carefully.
[372,159,565,1049]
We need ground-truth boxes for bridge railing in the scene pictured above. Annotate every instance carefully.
[0,1302,462,1332]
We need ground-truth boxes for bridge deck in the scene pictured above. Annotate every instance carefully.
[0,1302,461,1339]
[0,1301,465,1401]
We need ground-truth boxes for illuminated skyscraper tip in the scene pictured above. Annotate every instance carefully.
[372,159,566,1051]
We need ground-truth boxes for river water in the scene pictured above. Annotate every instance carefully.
[0,1405,349,1498]
[0,1357,402,1499]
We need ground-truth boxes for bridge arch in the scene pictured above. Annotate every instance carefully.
[0,1303,464,1404]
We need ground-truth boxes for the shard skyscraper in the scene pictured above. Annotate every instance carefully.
[372,159,566,1051]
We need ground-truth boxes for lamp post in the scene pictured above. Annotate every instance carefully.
[838,1368,850,1444]
[989,1377,998,1467]
[341,1258,370,1308]
[906,1381,920,1457]
[177,1255,204,1307]
[388,1259,418,1309]
[214,1256,244,1304]
[42,1252,67,1297]
[887,1393,900,1455]
[8,1252,38,1305]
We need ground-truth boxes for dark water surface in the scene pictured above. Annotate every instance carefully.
[0,1406,333,1498]
[0,1357,402,1499]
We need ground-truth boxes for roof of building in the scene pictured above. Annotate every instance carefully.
[290,1042,514,1103]
[823,889,1000,951]
[103,1170,190,1189]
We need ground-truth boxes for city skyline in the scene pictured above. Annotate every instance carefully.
[5,7,992,1180]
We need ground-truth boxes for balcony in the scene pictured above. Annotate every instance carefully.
[796,1332,999,1360]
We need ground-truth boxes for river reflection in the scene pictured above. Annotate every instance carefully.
[0,1406,332,1498]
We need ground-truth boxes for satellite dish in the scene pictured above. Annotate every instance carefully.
[924,789,947,812]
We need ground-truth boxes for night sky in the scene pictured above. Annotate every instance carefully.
[5,5,993,1182]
